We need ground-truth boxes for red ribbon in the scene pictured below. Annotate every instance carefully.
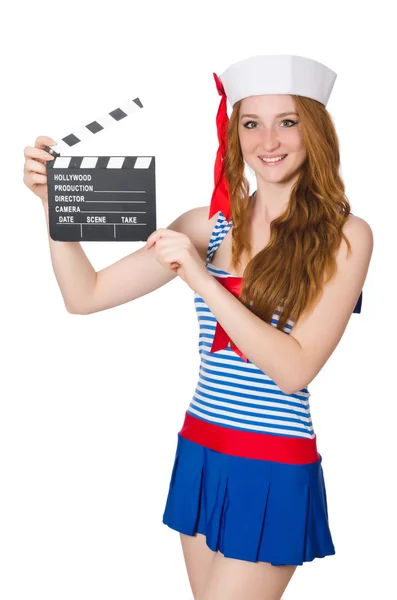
[208,73,231,222]
[209,276,249,362]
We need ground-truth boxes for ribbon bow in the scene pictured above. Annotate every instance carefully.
[209,276,249,362]
[208,73,231,222]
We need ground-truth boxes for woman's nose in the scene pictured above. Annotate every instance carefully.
[258,127,281,151]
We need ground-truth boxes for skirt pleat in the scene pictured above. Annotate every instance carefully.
[162,433,336,566]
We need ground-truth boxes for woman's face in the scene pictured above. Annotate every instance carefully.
[238,94,307,183]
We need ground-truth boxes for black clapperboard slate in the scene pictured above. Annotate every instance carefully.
[45,98,156,242]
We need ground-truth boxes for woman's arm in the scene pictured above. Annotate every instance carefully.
[196,216,373,395]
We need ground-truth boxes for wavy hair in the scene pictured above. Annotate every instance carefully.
[225,95,352,331]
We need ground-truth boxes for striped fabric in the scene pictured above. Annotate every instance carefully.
[186,210,315,440]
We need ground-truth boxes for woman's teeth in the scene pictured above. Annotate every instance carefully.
[260,154,287,164]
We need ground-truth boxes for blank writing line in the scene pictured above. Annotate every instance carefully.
[85,200,146,203]
[78,211,146,213]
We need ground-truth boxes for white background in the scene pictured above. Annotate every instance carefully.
[1,1,395,598]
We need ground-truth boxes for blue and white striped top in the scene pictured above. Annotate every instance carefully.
[186,211,315,440]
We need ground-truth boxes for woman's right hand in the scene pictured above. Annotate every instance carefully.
[23,136,57,205]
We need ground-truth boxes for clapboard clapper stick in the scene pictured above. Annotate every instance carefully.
[43,98,143,157]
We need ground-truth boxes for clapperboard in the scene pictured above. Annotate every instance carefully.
[45,98,156,242]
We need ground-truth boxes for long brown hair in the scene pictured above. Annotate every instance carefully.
[225,95,352,331]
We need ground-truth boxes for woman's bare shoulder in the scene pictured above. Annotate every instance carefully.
[343,213,373,244]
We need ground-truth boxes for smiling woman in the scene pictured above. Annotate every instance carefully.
[161,54,373,600]
[22,52,373,600]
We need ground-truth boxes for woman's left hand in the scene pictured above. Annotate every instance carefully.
[145,228,213,294]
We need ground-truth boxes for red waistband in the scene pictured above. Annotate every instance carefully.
[179,412,320,464]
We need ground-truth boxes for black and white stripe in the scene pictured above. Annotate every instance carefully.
[46,156,152,169]
[44,98,143,157]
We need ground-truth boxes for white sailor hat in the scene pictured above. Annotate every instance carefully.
[209,54,337,220]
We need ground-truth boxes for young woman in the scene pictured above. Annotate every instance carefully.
[23,54,373,600]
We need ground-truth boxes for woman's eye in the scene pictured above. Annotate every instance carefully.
[243,120,257,129]
[243,119,297,129]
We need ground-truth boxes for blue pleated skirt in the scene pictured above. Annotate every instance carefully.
[162,433,336,566]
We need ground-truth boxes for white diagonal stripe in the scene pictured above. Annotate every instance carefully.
[107,157,125,168]
[81,157,99,168]
[53,156,72,168]
[96,112,120,129]
[134,157,152,168]
[72,126,94,143]
[119,100,141,115]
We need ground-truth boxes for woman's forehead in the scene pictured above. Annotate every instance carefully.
[240,94,297,115]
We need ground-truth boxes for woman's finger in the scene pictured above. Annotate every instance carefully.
[24,158,47,175]
[24,145,55,163]
[24,171,47,186]
[34,135,57,147]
